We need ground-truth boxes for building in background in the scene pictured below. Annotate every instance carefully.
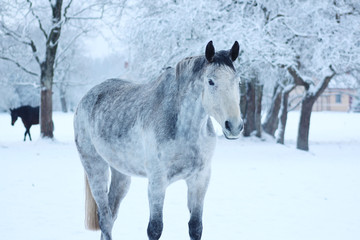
[289,74,358,112]
[312,88,356,112]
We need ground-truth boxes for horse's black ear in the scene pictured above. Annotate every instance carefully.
[9,108,13,112]
[205,41,215,63]
[229,41,239,62]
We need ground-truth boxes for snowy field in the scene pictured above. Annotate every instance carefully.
[0,111,359,240]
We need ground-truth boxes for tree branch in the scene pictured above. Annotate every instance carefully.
[282,20,318,38]
[0,56,39,77]
[1,22,30,45]
[313,65,337,99]
[63,0,73,22]
[1,22,41,65]
[65,2,105,21]
[26,0,48,39]
[269,13,285,23]
[28,39,41,65]
[55,29,86,67]
[287,66,310,90]
[288,94,303,112]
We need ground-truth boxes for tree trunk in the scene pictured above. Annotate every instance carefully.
[60,85,68,113]
[255,82,263,138]
[241,77,264,137]
[41,87,54,138]
[263,83,282,136]
[39,0,63,138]
[60,94,68,113]
[276,85,295,144]
[242,81,255,136]
[239,81,247,120]
[297,97,314,150]
[289,66,336,151]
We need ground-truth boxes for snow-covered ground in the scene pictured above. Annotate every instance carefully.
[0,111,359,240]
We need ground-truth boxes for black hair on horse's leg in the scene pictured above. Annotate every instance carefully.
[28,129,32,141]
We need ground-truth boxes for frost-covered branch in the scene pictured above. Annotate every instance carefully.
[55,30,86,67]
[1,22,30,45]
[313,65,337,99]
[1,22,41,65]
[64,2,106,21]
[287,66,310,89]
[0,56,39,77]
[13,81,39,88]
[282,20,318,39]
[26,0,48,39]
[288,94,302,112]
[63,0,73,21]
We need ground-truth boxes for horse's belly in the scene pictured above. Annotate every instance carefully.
[98,146,146,177]
[91,136,148,177]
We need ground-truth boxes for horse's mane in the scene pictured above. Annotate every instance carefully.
[175,56,206,85]
[175,50,235,82]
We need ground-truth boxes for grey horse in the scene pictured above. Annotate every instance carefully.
[74,41,243,240]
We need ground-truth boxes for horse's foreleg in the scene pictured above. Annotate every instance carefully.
[108,167,131,223]
[147,177,166,240]
[27,128,32,141]
[186,168,211,240]
[23,127,31,141]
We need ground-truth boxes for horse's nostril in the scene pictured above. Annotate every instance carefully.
[225,121,232,132]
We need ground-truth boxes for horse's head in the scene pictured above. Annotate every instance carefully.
[201,41,243,139]
[10,108,18,126]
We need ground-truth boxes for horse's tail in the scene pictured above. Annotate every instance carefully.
[85,174,100,230]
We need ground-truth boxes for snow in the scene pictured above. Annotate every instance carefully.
[1,111,360,240]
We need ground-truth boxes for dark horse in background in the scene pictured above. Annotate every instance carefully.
[10,105,39,141]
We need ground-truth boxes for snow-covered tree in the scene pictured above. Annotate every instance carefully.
[0,0,126,138]
[260,0,359,150]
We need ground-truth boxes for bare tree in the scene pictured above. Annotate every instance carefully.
[287,66,337,150]
[262,82,284,137]
[276,83,295,144]
[0,0,67,137]
[0,0,122,138]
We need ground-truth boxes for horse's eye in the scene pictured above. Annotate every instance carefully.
[208,79,215,86]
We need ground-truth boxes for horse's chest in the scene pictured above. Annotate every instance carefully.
[163,139,215,181]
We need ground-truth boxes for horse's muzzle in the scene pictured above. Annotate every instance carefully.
[223,120,243,139]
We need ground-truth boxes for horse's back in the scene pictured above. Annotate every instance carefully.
[16,105,39,125]
[78,78,131,106]
[75,71,176,137]
[75,78,140,123]
[74,79,144,142]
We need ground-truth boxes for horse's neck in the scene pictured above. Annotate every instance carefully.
[176,79,207,140]
[14,110,23,119]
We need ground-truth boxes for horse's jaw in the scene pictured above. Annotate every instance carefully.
[223,129,241,140]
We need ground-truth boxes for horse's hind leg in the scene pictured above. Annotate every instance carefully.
[108,167,131,222]
[27,128,32,141]
[186,168,211,240]
[82,154,113,240]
